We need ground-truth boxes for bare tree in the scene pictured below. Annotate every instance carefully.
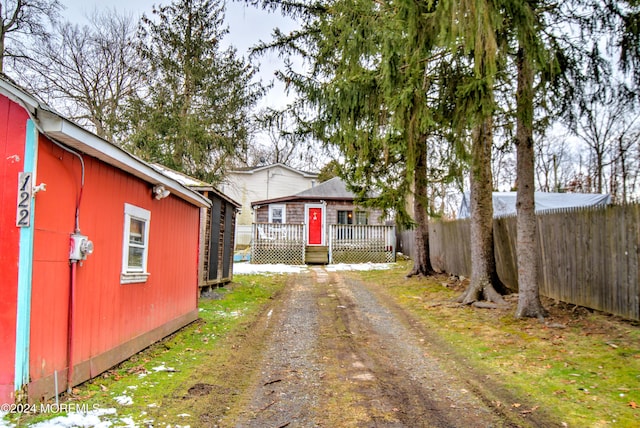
[1,0,62,72]
[246,107,328,171]
[535,134,576,192]
[609,114,640,203]
[492,144,516,191]
[16,9,143,143]
[571,86,639,198]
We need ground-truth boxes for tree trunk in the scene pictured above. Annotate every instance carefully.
[407,136,436,277]
[514,46,547,319]
[0,32,5,73]
[458,116,506,304]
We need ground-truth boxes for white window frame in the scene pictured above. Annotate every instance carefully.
[355,210,368,225]
[269,204,286,223]
[121,203,151,284]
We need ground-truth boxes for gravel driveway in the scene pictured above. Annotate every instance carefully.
[227,268,549,427]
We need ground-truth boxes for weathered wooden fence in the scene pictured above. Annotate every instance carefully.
[329,224,396,264]
[251,223,306,264]
[428,204,640,320]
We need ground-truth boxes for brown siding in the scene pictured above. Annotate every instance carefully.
[201,194,236,288]
[286,204,305,223]
[256,206,269,222]
[256,201,385,225]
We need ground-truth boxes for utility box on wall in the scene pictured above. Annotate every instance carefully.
[69,233,94,261]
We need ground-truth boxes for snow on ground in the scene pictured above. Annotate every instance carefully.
[151,363,175,372]
[113,394,133,406]
[0,262,396,427]
[29,408,117,428]
[325,263,393,272]
[0,412,12,428]
[232,263,308,274]
[232,262,394,275]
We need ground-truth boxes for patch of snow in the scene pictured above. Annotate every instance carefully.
[118,416,136,427]
[0,411,14,428]
[177,413,191,417]
[214,310,242,318]
[114,394,133,406]
[234,262,395,274]
[30,408,116,428]
[325,263,393,272]
[151,364,175,372]
[233,263,308,274]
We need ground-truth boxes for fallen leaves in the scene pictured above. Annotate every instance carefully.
[511,403,540,415]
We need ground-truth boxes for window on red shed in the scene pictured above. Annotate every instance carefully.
[121,203,151,284]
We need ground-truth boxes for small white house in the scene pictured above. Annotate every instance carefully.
[219,164,318,246]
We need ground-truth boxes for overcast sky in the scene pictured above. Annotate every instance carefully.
[59,0,299,111]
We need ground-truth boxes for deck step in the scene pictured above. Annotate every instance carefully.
[305,246,328,264]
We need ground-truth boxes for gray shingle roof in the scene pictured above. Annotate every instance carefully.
[293,177,354,198]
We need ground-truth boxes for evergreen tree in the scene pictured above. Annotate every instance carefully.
[509,0,638,318]
[127,0,266,183]
[254,0,469,276]
[435,0,509,304]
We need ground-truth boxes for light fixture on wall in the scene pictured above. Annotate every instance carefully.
[152,184,170,200]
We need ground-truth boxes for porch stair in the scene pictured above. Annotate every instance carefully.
[305,246,329,264]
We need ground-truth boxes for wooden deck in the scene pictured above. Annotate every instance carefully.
[250,223,396,265]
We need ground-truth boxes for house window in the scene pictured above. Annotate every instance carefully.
[338,210,353,225]
[269,204,286,223]
[338,210,368,225]
[121,203,151,284]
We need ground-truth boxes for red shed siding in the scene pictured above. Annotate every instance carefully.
[29,137,200,396]
[0,96,28,403]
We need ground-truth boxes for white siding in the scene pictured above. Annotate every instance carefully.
[221,165,317,226]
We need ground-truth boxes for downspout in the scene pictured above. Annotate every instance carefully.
[14,119,37,399]
[44,139,85,394]
[67,261,77,393]
[60,145,85,393]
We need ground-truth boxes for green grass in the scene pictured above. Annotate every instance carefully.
[7,263,640,427]
[354,261,640,427]
[6,273,287,427]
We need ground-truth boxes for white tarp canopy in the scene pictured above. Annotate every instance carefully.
[458,192,612,218]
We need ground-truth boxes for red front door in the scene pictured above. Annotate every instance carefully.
[308,207,323,245]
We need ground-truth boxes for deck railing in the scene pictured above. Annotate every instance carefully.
[251,223,306,264]
[249,223,396,265]
[329,224,396,264]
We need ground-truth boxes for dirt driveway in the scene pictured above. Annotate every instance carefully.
[195,268,558,427]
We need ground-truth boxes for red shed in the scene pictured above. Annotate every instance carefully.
[0,76,210,404]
